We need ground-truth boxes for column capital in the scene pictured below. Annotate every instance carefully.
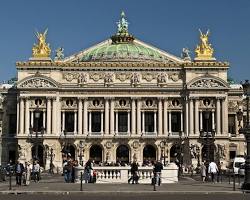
[104,97,113,100]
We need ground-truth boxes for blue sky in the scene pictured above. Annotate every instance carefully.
[0,0,249,83]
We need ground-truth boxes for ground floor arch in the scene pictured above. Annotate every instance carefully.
[89,144,103,164]
[201,144,215,162]
[116,145,129,165]
[143,144,156,165]
[31,144,44,166]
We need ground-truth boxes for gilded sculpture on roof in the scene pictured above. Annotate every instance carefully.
[32,29,51,58]
[195,29,215,60]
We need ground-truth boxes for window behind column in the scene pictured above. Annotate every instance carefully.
[171,112,181,132]
[92,112,101,132]
[118,112,128,132]
[145,112,154,132]
[228,114,236,136]
[65,112,74,132]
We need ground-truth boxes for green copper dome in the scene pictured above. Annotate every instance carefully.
[80,42,167,62]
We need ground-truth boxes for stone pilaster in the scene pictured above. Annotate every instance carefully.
[163,98,168,135]
[158,98,163,136]
[24,97,30,135]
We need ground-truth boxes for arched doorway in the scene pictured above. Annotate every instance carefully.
[170,144,182,163]
[89,145,102,164]
[32,145,44,166]
[143,145,156,165]
[202,144,215,162]
[116,145,129,165]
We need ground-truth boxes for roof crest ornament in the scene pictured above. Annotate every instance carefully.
[32,28,51,58]
[111,11,134,44]
[194,29,216,62]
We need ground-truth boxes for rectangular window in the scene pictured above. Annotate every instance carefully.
[92,112,101,132]
[172,112,181,132]
[145,112,154,132]
[202,112,212,132]
[228,114,236,135]
[65,112,74,132]
[33,111,43,132]
[118,112,128,132]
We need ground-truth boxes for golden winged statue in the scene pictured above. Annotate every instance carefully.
[32,29,51,58]
[195,29,215,60]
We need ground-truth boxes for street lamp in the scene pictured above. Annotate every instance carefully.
[196,146,200,167]
[239,80,250,190]
[178,131,184,174]
[29,107,44,161]
[204,109,210,163]
[78,140,84,166]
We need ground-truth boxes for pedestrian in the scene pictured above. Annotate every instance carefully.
[208,161,218,183]
[200,162,206,182]
[128,161,139,184]
[15,160,24,186]
[24,161,32,186]
[153,160,163,186]
[217,162,222,183]
[33,160,40,182]
[84,160,93,183]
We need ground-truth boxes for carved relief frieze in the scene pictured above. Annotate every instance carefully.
[63,72,78,82]
[169,73,179,82]
[89,72,104,82]
[88,99,104,109]
[142,72,156,82]
[116,72,131,82]
[104,72,114,86]
[190,78,225,88]
[62,98,77,109]
[228,100,238,112]
[141,99,157,109]
[78,73,88,86]
[114,99,131,109]
[157,72,168,86]
[131,72,141,87]
[19,78,57,88]
[168,98,182,109]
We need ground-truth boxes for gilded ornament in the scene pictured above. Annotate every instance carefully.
[195,29,215,61]
[32,29,51,58]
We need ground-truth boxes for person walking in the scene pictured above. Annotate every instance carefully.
[208,161,218,183]
[128,161,139,184]
[200,162,207,182]
[33,160,40,183]
[24,161,32,186]
[153,160,163,186]
[15,160,24,186]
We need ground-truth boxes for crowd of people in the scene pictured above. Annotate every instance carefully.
[199,161,224,183]
[6,159,41,186]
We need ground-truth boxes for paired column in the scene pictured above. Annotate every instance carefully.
[185,98,189,136]
[74,111,77,134]
[154,111,157,134]
[136,99,141,135]
[158,99,163,136]
[83,98,88,136]
[57,97,61,135]
[25,98,30,134]
[221,97,228,135]
[168,111,172,135]
[131,98,136,135]
[194,98,199,135]
[104,98,110,135]
[52,97,57,135]
[216,98,221,135]
[62,111,65,131]
[46,98,52,134]
[110,99,115,135]
[200,111,203,131]
[163,98,168,135]
[16,99,19,135]
[127,111,130,134]
[19,97,24,134]
[189,98,194,136]
[78,98,83,135]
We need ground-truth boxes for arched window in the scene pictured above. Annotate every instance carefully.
[143,145,156,165]
[89,145,102,164]
[116,145,129,165]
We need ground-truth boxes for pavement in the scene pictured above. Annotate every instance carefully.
[0,173,248,195]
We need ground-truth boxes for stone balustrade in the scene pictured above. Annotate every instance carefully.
[74,163,178,184]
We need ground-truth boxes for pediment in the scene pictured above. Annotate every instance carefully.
[187,75,229,89]
[17,73,59,89]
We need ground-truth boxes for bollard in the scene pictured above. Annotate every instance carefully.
[233,173,236,191]
[9,173,12,191]
[80,172,83,191]
[228,171,231,184]
[153,173,156,191]
[238,174,241,185]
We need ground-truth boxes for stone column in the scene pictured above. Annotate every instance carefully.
[74,111,77,134]
[154,111,157,134]
[158,99,163,136]
[16,99,20,135]
[57,97,61,135]
[62,111,65,131]
[43,111,46,130]
[19,97,25,135]
[136,99,141,135]
[221,97,228,135]
[101,111,104,134]
[78,98,83,135]
[25,98,30,135]
[168,111,172,135]
[185,98,189,136]
[104,98,110,135]
[83,98,88,136]
[127,111,130,134]
[189,98,194,136]
[180,111,183,132]
[131,98,136,135]
[142,111,145,134]
[89,112,92,134]
[110,99,115,135]
[163,99,168,135]
[194,98,199,135]
[200,111,203,131]
[115,111,118,134]
[46,98,51,134]
[52,97,57,135]
[212,110,215,130]
[216,98,221,135]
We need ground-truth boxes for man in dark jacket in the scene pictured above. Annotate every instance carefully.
[153,160,163,186]
[15,160,24,186]
[128,161,139,184]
